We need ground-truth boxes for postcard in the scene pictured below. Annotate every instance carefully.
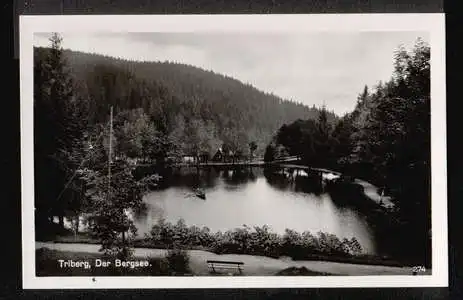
[20,13,447,289]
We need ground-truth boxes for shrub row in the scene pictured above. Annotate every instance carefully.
[148,219,363,260]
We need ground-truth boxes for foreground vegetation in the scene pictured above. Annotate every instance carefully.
[148,219,363,257]
[276,267,333,276]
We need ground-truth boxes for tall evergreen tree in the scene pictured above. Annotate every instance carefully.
[35,33,88,230]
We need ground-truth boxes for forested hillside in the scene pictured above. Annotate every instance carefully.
[34,46,336,157]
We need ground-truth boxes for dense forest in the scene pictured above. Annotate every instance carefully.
[264,38,431,266]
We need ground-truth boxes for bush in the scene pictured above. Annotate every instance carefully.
[165,249,191,275]
[148,257,170,276]
[275,266,331,276]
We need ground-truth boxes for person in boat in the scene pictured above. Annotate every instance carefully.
[195,188,206,199]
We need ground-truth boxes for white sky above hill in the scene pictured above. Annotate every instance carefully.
[34,32,428,116]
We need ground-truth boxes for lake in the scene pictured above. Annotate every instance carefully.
[133,167,377,254]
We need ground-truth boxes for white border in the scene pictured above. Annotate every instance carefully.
[20,14,447,289]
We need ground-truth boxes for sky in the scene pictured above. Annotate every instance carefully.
[34,31,428,116]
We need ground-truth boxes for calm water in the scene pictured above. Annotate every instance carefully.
[133,168,377,254]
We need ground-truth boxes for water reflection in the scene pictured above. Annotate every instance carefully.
[263,167,324,195]
[134,167,376,254]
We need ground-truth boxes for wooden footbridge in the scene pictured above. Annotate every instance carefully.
[173,155,302,168]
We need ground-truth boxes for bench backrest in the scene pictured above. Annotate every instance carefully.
[207,260,244,265]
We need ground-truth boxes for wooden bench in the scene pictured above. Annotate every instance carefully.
[207,260,244,274]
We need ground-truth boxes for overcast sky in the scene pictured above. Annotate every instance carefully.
[34,32,428,115]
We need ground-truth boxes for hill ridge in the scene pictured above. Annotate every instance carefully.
[36,46,336,114]
[34,46,338,156]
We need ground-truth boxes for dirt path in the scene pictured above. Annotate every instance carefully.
[354,179,395,209]
[305,167,395,210]
[36,242,419,276]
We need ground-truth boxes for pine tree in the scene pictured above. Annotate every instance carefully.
[35,33,88,229]
[249,141,258,160]
[316,105,333,166]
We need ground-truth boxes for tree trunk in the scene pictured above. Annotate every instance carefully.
[58,215,64,228]
[74,214,80,234]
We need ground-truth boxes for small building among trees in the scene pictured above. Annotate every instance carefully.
[182,155,196,164]
[212,148,224,162]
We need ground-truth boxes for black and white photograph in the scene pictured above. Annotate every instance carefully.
[20,14,447,288]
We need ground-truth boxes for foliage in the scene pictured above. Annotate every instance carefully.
[346,38,430,182]
[248,141,258,159]
[264,113,336,167]
[80,141,161,257]
[345,39,431,265]
[275,266,331,276]
[34,33,89,229]
[149,219,363,260]
[114,108,170,163]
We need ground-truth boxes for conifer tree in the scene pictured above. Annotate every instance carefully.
[35,33,88,229]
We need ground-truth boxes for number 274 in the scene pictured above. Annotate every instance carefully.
[412,266,426,273]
